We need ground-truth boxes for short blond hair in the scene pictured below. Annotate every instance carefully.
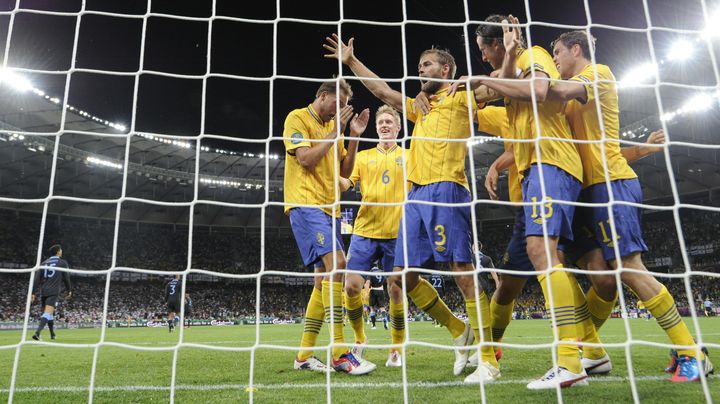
[376,104,401,125]
[316,78,353,100]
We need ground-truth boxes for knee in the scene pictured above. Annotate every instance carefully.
[336,256,347,270]
[388,280,404,300]
[525,240,546,265]
[494,286,517,306]
[591,275,618,300]
[344,282,361,297]
[454,274,475,296]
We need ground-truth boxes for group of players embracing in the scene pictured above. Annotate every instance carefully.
[277,13,714,390]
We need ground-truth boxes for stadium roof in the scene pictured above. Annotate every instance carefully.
[0,0,719,226]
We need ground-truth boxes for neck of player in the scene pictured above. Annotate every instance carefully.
[379,141,394,150]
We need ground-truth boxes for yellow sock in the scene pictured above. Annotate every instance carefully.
[345,292,366,343]
[642,285,700,358]
[466,293,498,367]
[389,298,405,352]
[567,273,606,360]
[298,287,324,361]
[322,280,346,359]
[408,278,465,339]
[490,297,514,343]
[538,267,581,374]
[586,286,617,330]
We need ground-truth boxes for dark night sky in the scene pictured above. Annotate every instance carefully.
[0,0,717,154]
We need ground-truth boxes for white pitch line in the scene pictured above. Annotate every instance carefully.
[1,375,716,394]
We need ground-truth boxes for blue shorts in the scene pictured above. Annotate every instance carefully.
[394,182,474,267]
[499,207,536,277]
[564,179,648,262]
[347,235,396,273]
[522,164,582,240]
[289,208,345,267]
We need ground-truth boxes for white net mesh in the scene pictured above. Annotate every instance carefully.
[0,0,718,403]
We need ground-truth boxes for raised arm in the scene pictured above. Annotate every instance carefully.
[324,34,404,111]
[483,16,551,102]
[340,108,370,178]
[622,129,665,162]
[499,16,522,79]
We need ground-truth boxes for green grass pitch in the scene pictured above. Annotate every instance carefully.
[0,318,717,403]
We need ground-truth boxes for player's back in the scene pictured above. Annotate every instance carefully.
[430,273,444,290]
[369,269,385,289]
[37,256,69,295]
[166,279,181,302]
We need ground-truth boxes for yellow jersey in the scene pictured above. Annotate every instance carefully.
[477,106,522,203]
[405,88,479,189]
[348,145,405,239]
[283,104,347,217]
[505,46,583,182]
[565,63,637,187]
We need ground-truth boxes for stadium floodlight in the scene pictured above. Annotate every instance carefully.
[660,111,677,122]
[0,68,33,92]
[703,9,720,38]
[86,156,123,170]
[618,63,658,88]
[666,40,694,62]
[681,93,714,114]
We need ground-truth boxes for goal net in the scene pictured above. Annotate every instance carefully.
[0,0,718,403]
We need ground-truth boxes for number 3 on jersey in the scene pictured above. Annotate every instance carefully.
[434,224,446,252]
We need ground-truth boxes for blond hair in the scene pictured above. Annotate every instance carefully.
[376,104,401,125]
[315,78,353,100]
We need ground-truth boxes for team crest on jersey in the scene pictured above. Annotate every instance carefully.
[291,132,303,144]
[316,232,325,246]
[395,157,403,167]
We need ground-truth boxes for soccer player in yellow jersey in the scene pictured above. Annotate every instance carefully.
[324,34,501,383]
[549,30,713,382]
[284,79,375,375]
[470,15,591,389]
[342,105,406,368]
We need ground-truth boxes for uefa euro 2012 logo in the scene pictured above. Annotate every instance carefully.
[316,232,325,246]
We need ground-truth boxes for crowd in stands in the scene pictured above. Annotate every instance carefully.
[0,208,718,323]
[0,274,310,323]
